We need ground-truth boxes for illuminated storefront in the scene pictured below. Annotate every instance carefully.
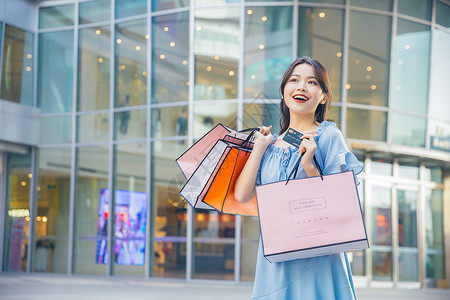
[0,0,449,289]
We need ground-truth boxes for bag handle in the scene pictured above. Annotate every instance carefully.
[239,127,259,150]
[285,153,324,185]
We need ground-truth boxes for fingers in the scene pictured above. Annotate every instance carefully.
[259,125,272,136]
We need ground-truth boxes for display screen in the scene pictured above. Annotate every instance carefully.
[96,188,148,265]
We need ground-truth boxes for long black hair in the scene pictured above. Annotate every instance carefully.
[279,57,332,134]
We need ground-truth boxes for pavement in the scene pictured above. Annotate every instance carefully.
[1,273,450,300]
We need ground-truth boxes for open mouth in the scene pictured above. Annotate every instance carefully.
[293,94,309,102]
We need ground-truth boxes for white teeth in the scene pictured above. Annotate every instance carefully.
[294,95,308,101]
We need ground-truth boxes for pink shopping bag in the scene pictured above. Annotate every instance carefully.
[256,170,369,263]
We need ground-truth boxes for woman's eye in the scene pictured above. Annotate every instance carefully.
[290,78,298,82]
[308,80,317,85]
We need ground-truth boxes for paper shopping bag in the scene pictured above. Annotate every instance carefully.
[256,170,369,263]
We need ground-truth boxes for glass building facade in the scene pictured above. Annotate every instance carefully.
[0,0,449,289]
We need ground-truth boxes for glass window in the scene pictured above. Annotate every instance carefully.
[32,148,71,273]
[351,0,392,11]
[79,0,110,24]
[424,166,443,183]
[328,106,341,127]
[346,108,387,141]
[74,146,109,275]
[298,8,344,103]
[398,164,419,179]
[115,19,147,107]
[3,153,31,272]
[152,106,187,138]
[114,109,146,140]
[40,116,72,145]
[391,112,426,147]
[348,12,391,107]
[425,189,445,279]
[300,0,344,3]
[0,25,34,106]
[194,212,235,280]
[194,102,237,137]
[38,31,74,113]
[398,0,432,20]
[397,188,418,282]
[243,103,280,134]
[113,143,147,275]
[244,6,293,99]
[152,140,187,278]
[152,0,189,11]
[78,27,110,111]
[39,5,75,29]
[152,12,189,104]
[116,0,147,19]
[392,20,430,114]
[241,216,259,281]
[77,113,110,143]
[195,7,239,101]
[428,29,450,122]
[437,0,450,28]
[428,120,450,153]
[371,159,392,175]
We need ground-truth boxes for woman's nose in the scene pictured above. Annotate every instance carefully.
[296,82,306,91]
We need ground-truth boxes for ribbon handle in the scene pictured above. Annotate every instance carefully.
[285,153,324,185]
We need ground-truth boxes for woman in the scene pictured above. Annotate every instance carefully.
[235,57,363,299]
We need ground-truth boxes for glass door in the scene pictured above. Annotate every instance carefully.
[397,185,419,282]
[370,184,393,281]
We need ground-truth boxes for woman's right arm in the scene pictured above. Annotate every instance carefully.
[234,126,273,203]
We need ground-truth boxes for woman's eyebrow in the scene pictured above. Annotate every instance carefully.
[290,74,317,80]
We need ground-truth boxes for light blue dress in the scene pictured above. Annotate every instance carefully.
[252,121,364,300]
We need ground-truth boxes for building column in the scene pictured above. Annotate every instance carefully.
[443,167,450,289]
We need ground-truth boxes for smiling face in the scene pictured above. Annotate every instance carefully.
[283,63,326,119]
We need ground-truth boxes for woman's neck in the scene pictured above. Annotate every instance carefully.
[286,115,318,134]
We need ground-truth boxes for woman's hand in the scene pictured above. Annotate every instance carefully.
[253,125,274,153]
[299,134,320,177]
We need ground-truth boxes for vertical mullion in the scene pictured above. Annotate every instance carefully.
[340,0,350,136]
[292,0,298,59]
[386,0,397,145]
[364,155,373,286]
[67,0,79,275]
[418,163,427,287]
[107,0,116,277]
[392,159,399,286]
[26,148,37,273]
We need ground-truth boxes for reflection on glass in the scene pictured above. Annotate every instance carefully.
[194,244,234,280]
[243,103,280,133]
[33,238,68,273]
[152,106,187,138]
[398,0,431,20]
[114,109,146,140]
[152,13,189,103]
[391,112,426,147]
[327,106,340,127]
[38,31,74,113]
[194,102,237,137]
[371,160,392,175]
[436,0,450,28]
[298,8,343,102]
[113,143,147,275]
[371,186,391,246]
[397,189,418,281]
[152,141,188,278]
[77,113,109,143]
[1,25,34,106]
[3,153,31,272]
[348,12,391,107]
[116,0,147,19]
[244,6,292,99]
[425,189,444,279]
[152,0,189,11]
[78,26,110,111]
[392,20,430,114]
[346,108,386,141]
[116,19,147,107]
[349,250,365,276]
[79,0,110,24]
[241,216,259,281]
[351,0,392,11]
[428,29,450,121]
[195,7,239,100]
[40,116,72,144]
[39,5,74,29]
